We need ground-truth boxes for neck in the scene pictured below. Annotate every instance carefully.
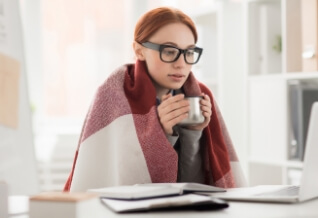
[154,84,170,100]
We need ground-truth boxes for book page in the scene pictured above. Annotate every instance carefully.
[136,183,226,193]
[88,185,181,200]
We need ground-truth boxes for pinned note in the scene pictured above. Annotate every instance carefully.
[0,52,20,128]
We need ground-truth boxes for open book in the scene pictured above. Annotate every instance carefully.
[87,183,225,200]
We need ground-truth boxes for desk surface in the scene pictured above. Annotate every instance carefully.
[11,196,318,218]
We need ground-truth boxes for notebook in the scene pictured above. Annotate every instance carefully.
[101,194,229,213]
[87,183,225,200]
[203,102,318,203]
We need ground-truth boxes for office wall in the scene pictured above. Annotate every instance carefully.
[0,0,39,195]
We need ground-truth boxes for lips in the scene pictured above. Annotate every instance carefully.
[169,73,184,78]
[168,74,185,82]
[169,74,185,83]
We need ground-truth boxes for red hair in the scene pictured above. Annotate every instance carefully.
[134,7,198,44]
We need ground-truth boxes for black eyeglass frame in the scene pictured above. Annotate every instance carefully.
[141,41,203,65]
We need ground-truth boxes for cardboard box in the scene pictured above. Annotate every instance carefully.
[29,192,100,218]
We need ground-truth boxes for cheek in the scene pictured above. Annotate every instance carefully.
[145,54,164,75]
[186,65,192,73]
[147,62,163,79]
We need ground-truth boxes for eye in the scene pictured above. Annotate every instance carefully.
[162,48,178,56]
[186,50,195,57]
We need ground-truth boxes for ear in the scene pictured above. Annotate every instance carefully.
[133,41,146,61]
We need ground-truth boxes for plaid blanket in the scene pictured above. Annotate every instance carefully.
[64,60,246,191]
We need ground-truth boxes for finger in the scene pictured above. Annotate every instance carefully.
[202,111,212,119]
[201,106,211,115]
[200,94,212,110]
[200,93,211,104]
[202,93,210,100]
[160,95,189,115]
[161,93,185,105]
[160,112,189,134]
[165,112,189,126]
[160,105,190,123]
[200,99,211,110]
[158,101,189,119]
[161,93,172,102]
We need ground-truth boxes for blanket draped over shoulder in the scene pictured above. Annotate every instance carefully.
[64,60,246,192]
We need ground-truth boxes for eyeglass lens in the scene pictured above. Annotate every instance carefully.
[160,47,200,64]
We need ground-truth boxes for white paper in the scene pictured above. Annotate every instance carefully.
[88,185,181,200]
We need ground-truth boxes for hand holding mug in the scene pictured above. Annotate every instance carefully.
[157,93,190,135]
[182,93,212,131]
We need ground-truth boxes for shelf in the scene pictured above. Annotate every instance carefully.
[286,160,304,169]
[244,0,318,186]
[248,158,303,169]
[246,0,317,75]
[248,72,318,81]
[283,72,318,80]
[247,73,285,80]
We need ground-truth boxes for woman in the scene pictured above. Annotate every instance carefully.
[64,7,245,192]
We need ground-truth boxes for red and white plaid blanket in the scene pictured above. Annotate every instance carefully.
[64,60,246,191]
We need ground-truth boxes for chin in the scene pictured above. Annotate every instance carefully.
[169,84,184,90]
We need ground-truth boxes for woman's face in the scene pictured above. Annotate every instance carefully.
[136,23,196,98]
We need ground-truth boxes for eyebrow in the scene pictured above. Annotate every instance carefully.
[161,41,196,49]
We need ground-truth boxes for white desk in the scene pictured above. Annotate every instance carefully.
[10,196,318,218]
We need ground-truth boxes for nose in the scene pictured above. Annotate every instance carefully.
[173,52,187,67]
